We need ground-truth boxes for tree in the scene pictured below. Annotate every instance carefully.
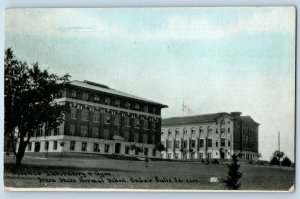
[270,150,285,166]
[223,154,243,190]
[4,48,70,166]
[155,142,165,158]
[281,156,292,167]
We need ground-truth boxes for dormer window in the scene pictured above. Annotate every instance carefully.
[208,126,213,133]
[191,127,195,134]
[199,127,204,133]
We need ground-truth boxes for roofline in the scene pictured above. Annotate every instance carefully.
[66,80,168,108]
[162,112,233,121]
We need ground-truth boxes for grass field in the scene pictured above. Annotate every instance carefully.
[4,155,295,191]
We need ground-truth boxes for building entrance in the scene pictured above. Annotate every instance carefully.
[115,143,121,154]
[220,148,225,159]
[34,142,40,152]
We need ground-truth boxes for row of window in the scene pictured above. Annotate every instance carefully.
[27,140,156,156]
[163,127,231,136]
[167,151,231,160]
[163,138,231,148]
[70,109,157,129]
[70,90,158,114]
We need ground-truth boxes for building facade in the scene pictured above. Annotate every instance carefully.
[161,112,259,160]
[24,80,167,158]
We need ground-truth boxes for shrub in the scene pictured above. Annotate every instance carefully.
[211,159,219,164]
[269,156,279,165]
[223,154,242,190]
[201,159,205,164]
[281,156,292,167]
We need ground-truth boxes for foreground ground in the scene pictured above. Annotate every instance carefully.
[4,155,294,191]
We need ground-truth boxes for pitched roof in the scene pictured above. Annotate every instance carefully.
[240,116,259,125]
[162,112,232,126]
[68,80,168,107]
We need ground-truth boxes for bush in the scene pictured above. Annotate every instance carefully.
[281,156,292,167]
[201,159,205,164]
[248,160,253,164]
[223,154,242,190]
[269,156,279,165]
[211,159,219,164]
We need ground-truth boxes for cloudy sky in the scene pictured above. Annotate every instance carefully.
[5,7,295,160]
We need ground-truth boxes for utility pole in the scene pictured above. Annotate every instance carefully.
[278,131,281,167]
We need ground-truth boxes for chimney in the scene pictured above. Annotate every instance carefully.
[231,112,242,117]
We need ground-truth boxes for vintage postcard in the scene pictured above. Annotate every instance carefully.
[4,7,295,191]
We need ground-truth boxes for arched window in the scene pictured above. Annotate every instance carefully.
[199,126,204,133]
[183,128,187,135]
[175,128,180,136]
[191,127,195,135]
[168,128,172,136]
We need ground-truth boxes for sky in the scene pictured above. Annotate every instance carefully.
[5,7,295,161]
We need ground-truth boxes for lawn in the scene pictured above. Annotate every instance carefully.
[4,155,294,191]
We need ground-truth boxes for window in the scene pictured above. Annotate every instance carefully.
[70,124,76,136]
[207,139,212,147]
[134,118,140,128]
[191,139,196,148]
[53,141,58,150]
[54,127,60,136]
[144,105,148,113]
[82,92,89,101]
[82,142,87,151]
[135,148,139,155]
[168,130,172,136]
[81,110,89,121]
[207,152,212,159]
[103,129,110,139]
[199,153,204,159]
[93,143,99,152]
[93,111,100,122]
[125,102,130,109]
[167,140,172,148]
[115,99,121,107]
[183,128,187,135]
[104,97,110,105]
[70,141,75,151]
[71,108,77,119]
[175,129,180,136]
[221,119,225,125]
[94,95,100,102]
[144,148,148,156]
[175,140,180,148]
[183,140,188,148]
[143,134,148,143]
[125,146,130,154]
[199,139,204,148]
[228,140,231,146]
[191,128,195,135]
[208,126,213,133]
[81,126,88,137]
[71,90,77,98]
[45,141,49,150]
[105,113,111,124]
[92,127,99,138]
[143,120,149,129]
[114,115,121,126]
[153,107,156,114]
[175,153,179,159]
[228,128,230,133]
[125,117,130,127]
[216,141,219,147]
[221,138,226,147]
[216,129,219,134]
[221,128,225,134]
[199,127,204,133]
[151,122,156,130]
[152,149,156,156]
[37,124,43,137]
[167,153,172,159]
[135,103,140,110]
[27,142,32,151]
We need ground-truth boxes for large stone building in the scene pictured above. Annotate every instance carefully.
[24,80,167,158]
[161,112,259,160]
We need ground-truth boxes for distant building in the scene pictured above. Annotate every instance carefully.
[161,112,259,160]
[23,80,167,158]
